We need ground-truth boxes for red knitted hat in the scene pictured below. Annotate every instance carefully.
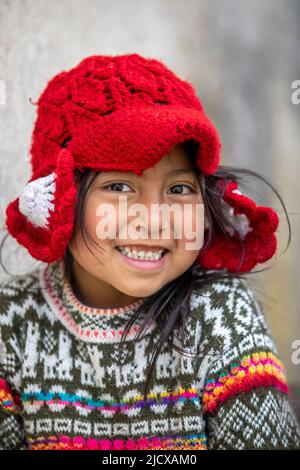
[5,53,279,271]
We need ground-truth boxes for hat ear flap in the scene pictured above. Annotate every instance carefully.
[5,149,77,263]
[198,179,279,272]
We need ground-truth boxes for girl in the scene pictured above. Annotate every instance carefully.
[0,53,299,450]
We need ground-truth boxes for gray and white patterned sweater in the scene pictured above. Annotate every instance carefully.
[0,259,299,450]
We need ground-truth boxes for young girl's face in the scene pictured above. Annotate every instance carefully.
[68,144,204,308]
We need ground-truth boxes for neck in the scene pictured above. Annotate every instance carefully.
[68,258,142,309]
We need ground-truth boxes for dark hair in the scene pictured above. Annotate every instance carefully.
[0,140,291,402]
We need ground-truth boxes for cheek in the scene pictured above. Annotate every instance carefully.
[179,204,204,237]
[85,197,120,244]
[84,201,99,240]
[172,203,204,256]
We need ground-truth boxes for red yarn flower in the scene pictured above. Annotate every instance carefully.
[198,180,279,272]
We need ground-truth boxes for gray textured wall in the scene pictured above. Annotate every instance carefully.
[0,0,300,411]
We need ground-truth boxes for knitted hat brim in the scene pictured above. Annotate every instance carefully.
[64,103,222,176]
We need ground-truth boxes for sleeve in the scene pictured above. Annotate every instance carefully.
[198,277,300,450]
[0,282,27,450]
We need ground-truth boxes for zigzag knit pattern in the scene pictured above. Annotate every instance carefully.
[0,260,300,450]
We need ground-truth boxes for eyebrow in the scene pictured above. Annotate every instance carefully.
[166,169,195,176]
[98,169,196,178]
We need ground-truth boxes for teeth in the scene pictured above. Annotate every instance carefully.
[117,246,165,260]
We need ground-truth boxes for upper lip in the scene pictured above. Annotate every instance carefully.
[116,244,169,251]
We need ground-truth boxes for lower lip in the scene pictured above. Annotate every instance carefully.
[116,248,169,270]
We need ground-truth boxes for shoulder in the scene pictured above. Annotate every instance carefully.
[189,276,292,424]
[189,274,267,329]
[0,266,48,387]
[0,266,41,294]
[0,267,42,323]
[189,274,278,361]
[0,264,56,346]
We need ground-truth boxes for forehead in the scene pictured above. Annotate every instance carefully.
[94,143,196,180]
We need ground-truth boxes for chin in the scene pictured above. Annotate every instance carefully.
[118,284,156,299]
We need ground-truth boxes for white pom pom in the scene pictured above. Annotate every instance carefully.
[220,198,253,240]
[18,173,56,228]
[231,189,243,195]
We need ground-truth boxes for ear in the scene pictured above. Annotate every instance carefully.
[5,149,78,263]
[198,179,279,272]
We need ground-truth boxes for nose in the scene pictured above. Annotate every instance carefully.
[128,188,170,241]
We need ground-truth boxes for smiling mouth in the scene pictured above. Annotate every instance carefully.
[115,245,169,261]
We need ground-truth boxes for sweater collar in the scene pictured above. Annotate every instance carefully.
[39,259,157,344]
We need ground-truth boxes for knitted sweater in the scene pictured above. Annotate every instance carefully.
[0,260,299,451]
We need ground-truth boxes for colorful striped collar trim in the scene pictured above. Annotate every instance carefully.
[39,260,157,344]
[61,262,144,315]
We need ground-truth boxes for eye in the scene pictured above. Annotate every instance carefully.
[103,182,132,192]
[168,184,195,195]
